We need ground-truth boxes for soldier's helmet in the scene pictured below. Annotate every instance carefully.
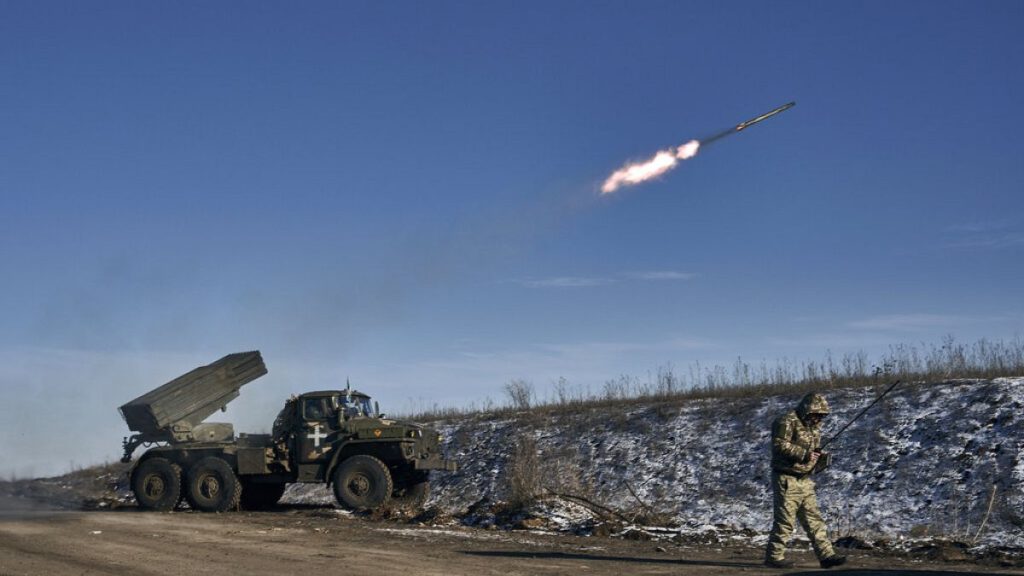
[797,392,830,418]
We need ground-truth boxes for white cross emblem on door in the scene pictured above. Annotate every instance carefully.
[306,423,328,448]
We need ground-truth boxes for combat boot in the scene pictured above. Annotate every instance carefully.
[764,557,795,569]
[819,555,847,568]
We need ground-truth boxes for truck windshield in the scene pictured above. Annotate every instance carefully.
[339,395,375,418]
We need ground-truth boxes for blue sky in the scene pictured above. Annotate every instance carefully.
[1,2,1022,476]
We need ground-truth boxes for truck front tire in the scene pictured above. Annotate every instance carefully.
[332,455,393,511]
[132,457,182,511]
[185,457,242,512]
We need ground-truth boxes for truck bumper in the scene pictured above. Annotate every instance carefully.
[413,456,458,472]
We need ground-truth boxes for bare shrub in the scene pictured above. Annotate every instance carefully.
[504,379,534,411]
[603,375,637,401]
[506,434,540,509]
[553,377,570,406]
[655,365,679,397]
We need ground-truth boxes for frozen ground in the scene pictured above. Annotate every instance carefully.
[411,378,1024,551]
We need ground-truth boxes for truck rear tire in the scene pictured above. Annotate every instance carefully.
[332,455,393,511]
[132,457,182,511]
[185,457,242,512]
[239,481,287,510]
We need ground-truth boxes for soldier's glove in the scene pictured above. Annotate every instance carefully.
[812,451,832,474]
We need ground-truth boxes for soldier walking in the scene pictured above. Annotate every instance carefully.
[765,392,847,569]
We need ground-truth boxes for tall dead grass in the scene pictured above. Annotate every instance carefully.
[402,336,1024,421]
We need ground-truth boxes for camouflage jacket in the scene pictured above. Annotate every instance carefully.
[770,409,821,476]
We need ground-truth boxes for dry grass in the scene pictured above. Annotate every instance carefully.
[401,336,1024,422]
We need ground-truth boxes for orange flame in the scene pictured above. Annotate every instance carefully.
[601,139,700,194]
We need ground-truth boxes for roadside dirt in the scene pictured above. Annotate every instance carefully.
[1,503,1022,576]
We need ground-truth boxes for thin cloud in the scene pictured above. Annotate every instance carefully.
[404,336,715,397]
[513,270,698,288]
[627,271,699,281]
[541,337,712,357]
[518,276,615,288]
[946,221,1024,249]
[847,314,968,331]
[946,221,1005,233]
[772,313,1021,346]
[767,333,898,349]
[948,233,1024,249]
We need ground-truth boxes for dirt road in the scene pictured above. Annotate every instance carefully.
[0,506,1020,576]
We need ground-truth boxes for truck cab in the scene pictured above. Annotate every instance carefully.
[277,389,454,501]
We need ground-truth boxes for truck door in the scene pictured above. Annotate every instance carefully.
[298,395,340,464]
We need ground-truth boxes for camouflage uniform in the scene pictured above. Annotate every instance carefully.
[765,393,839,564]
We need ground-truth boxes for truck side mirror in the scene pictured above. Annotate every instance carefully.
[374,401,379,416]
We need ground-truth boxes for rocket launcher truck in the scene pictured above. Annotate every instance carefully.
[119,351,456,512]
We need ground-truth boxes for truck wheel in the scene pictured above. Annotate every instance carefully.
[185,457,241,512]
[132,457,182,511]
[332,455,393,511]
[239,481,287,510]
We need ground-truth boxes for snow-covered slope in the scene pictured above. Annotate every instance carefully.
[426,378,1023,547]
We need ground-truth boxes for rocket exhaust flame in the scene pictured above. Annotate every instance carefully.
[600,101,795,195]
[600,140,700,194]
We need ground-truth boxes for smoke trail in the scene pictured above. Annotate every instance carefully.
[600,140,700,195]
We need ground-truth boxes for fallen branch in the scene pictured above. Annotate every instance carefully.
[543,488,632,523]
[622,480,654,523]
[973,484,997,544]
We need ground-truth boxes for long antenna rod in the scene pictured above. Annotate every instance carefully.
[820,379,903,450]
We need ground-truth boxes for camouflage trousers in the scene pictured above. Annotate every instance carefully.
[765,472,835,561]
